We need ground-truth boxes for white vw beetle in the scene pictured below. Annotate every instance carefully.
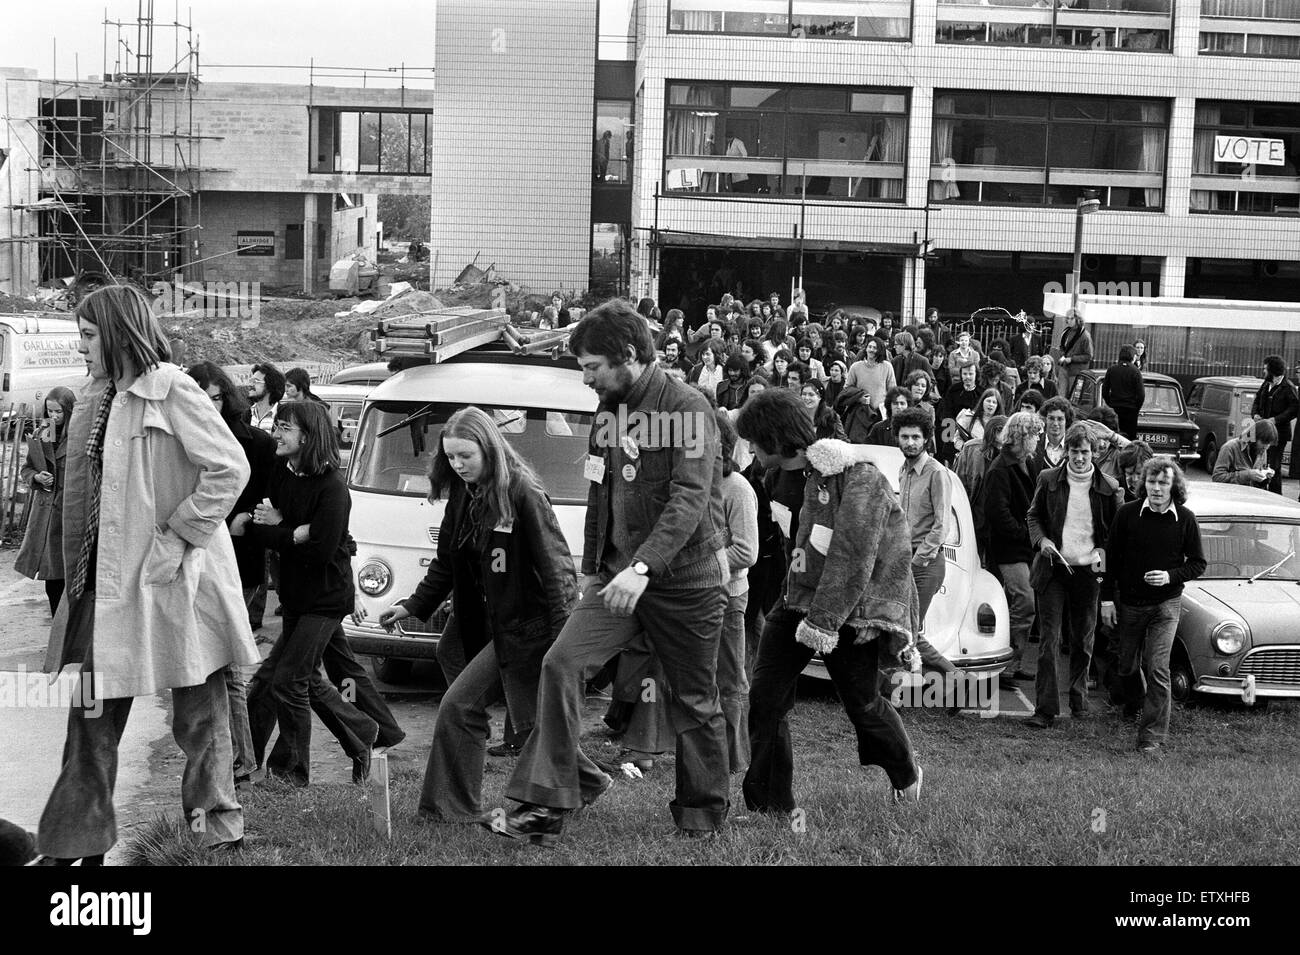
[802,445,1012,682]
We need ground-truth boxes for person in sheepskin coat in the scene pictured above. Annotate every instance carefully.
[735,388,923,812]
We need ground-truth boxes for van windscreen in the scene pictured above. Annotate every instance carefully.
[349,401,594,504]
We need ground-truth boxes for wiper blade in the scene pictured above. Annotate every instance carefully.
[1249,550,1295,583]
[378,403,436,439]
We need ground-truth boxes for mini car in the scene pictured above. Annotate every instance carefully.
[1067,368,1199,461]
[1174,483,1300,704]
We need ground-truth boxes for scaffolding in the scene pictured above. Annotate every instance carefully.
[3,0,209,288]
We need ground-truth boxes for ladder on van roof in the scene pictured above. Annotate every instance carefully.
[371,307,571,362]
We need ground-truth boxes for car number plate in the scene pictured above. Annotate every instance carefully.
[1139,432,1173,446]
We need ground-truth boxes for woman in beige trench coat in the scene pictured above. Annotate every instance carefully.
[33,285,260,865]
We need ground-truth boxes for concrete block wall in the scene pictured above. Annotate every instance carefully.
[198,83,434,197]
[196,191,313,287]
[631,0,1300,308]
[429,0,598,294]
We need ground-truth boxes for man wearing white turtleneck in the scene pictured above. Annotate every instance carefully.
[1025,423,1123,728]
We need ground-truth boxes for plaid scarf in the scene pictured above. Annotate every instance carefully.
[69,382,116,600]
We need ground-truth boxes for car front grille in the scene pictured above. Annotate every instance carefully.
[1239,648,1300,686]
[397,601,451,637]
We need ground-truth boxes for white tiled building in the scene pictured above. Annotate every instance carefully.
[432,0,1300,318]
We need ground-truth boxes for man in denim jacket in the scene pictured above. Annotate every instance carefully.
[736,388,923,813]
[499,300,730,845]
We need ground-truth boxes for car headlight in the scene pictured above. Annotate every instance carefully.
[357,559,392,597]
[1211,621,1246,655]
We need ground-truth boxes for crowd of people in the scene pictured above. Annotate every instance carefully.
[14,280,1298,861]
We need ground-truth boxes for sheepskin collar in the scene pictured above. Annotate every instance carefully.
[805,438,879,476]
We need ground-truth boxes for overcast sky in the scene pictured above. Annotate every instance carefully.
[0,0,632,86]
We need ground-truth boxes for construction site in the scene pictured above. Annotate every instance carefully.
[0,1,456,367]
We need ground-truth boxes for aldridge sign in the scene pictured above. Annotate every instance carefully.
[1214,136,1286,166]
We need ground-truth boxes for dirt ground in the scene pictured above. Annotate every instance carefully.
[2,279,552,368]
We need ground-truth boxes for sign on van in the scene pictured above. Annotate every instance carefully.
[1214,136,1286,167]
[17,335,82,369]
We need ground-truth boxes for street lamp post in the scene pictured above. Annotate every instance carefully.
[1071,194,1102,310]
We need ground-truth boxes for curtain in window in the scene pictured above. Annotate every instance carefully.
[666,87,720,191]
[1139,102,1165,207]
[1202,0,1266,17]
[1190,103,1220,210]
[877,116,905,198]
[930,96,961,200]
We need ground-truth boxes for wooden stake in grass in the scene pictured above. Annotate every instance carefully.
[369,752,392,839]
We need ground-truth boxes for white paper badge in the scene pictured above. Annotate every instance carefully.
[622,464,638,481]
[621,435,640,459]
[809,523,834,555]
[818,488,829,505]
[584,454,606,484]
[769,500,793,538]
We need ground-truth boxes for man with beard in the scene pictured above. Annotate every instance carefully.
[717,354,751,410]
[247,363,284,433]
[497,299,730,845]
[895,407,958,686]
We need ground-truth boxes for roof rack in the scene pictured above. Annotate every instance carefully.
[371,307,572,363]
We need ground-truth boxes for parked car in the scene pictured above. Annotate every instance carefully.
[1185,375,1291,474]
[1066,368,1199,462]
[330,361,394,387]
[344,349,595,682]
[313,382,374,471]
[1186,376,1262,473]
[801,445,1012,685]
[1175,483,1300,704]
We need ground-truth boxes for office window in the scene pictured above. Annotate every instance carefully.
[930,92,1167,208]
[1190,101,1300,214]
[591,223,629,298]
[595,100,633,183]
[1200,0,1300,59]
[309,108,432,174]
[665,82,907,201]
[936,0,1170,51]
[669,0,910,40]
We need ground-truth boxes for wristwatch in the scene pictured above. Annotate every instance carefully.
[631,560,651,577]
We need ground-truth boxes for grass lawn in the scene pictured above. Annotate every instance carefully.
[125,693,1300,866]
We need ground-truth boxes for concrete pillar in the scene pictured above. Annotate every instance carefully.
[1161,255,1187,298]
[303,193,317,294]
[903,256,928,325]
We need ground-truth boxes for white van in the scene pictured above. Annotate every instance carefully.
[0,315,85,411]
[344,349,596,681]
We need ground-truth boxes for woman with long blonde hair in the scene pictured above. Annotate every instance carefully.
[363,406,578,824]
